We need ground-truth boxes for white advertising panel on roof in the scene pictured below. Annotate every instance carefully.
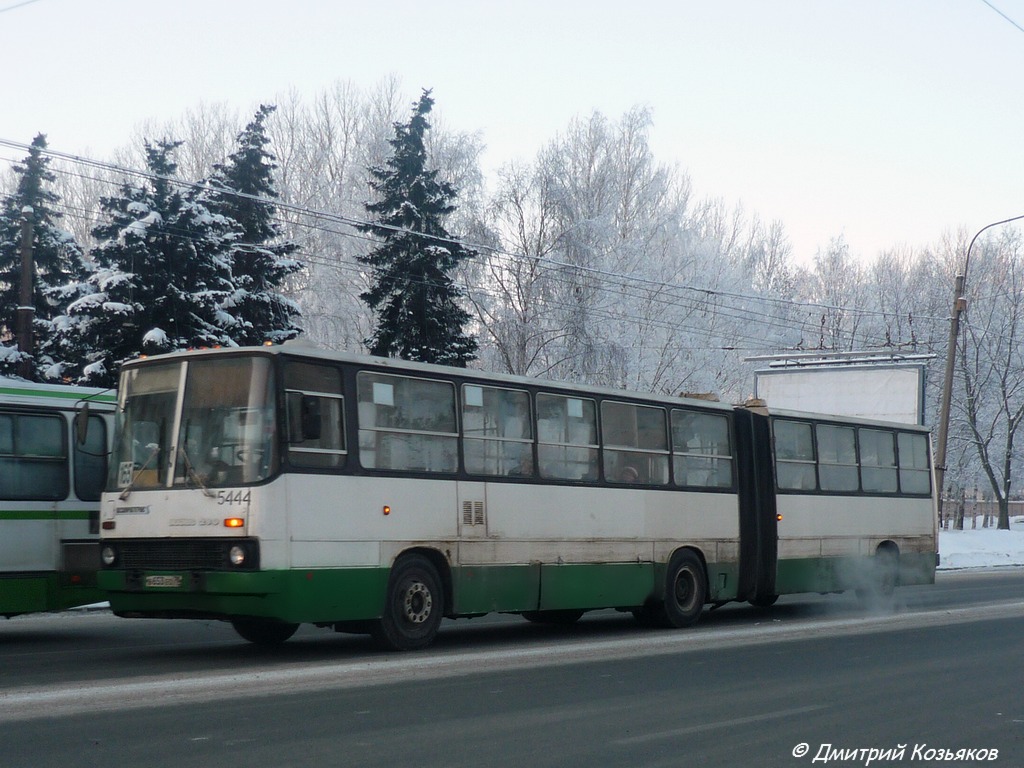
[755,365,925,425]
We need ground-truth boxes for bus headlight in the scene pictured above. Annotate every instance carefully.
[229,545,247,567]
[101,545,117,567]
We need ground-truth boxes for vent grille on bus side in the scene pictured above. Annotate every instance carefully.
[462,500,485,526]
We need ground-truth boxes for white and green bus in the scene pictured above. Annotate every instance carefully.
[1,378,115,617]
[96,344,937,649]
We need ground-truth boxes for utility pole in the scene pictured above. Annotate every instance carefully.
[933,273,965,519]
[16,206,35,380]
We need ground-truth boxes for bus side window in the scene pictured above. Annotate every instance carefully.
[816,424,858,492]
[602,401,669,485]
[536,394,598,481]
[0,412,68,501]
[285,362,346,470]
[773,419,816,491]
[462,384,532,477]
[898,432,931,494]
[860,428,897,493]
[671,410,733,488]
[357,372,457,473]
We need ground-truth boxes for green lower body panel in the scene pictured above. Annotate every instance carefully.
[101,555,737,624]
[1,573,105,617]
[451,564,540,614]
[100,568,390,624]
[539,563,654,610]
[705,562,740,602]
[775,551,937,595]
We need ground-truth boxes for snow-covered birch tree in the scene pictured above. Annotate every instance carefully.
[955,231,1024,530]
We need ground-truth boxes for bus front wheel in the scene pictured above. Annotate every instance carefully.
[662,549,707,628]
[231,618,300,645]
[373,555,444,651]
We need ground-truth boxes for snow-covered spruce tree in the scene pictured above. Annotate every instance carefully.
[0,134,87,380]
[204,104,302,345]
[63,139,236,387]
[357,90,478,366]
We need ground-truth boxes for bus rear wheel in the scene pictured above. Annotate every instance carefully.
[231,618,300,645]
[661,549,707,628]
[373,555,444,651]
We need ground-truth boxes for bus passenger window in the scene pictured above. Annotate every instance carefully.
[357,372,457,473]
[816,424,858,492]
[774,420,816,491]
[0,412,68,501]
[671,410,733,488]
[860,429,897,493]
[602,401,669,485]
[462,384,532,477]
[898,432,931,495]
[536,394,598,481]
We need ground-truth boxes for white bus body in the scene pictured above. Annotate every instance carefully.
[0,378,115,617]
[97,346,937,648]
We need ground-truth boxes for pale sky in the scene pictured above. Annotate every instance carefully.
[2,0,1024,264]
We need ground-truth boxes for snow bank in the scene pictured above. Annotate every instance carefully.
[938,517,1024,570]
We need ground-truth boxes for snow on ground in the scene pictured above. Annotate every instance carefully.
[938,515,1024,570]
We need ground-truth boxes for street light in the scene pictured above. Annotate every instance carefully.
[934,213,1024,519]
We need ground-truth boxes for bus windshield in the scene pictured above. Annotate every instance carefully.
[110,356,278,491]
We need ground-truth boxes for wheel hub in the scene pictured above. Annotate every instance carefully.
[403,582,432,623]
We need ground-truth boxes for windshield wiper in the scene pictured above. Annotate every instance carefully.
[180,447,214,497]
[118,444,160,501]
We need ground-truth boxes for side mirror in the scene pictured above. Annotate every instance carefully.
[74,402,91,445]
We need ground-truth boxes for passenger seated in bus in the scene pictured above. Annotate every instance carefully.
[619,465,639,483]
[508,453,533,477]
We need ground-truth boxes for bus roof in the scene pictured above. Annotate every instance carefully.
[117,342,738,414]
[0,377,116,408]
[117,342,932,432]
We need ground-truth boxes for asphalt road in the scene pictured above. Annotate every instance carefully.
[2,570,1023,768]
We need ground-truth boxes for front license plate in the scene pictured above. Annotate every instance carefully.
[145,575,183,588]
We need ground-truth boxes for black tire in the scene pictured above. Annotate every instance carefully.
[749,594,779,608]
[662,549,707,628]
[231,618,300,645]
[373,555,444,651]
[522,609,585,625]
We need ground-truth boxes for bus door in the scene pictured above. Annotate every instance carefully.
[734,408,778,603]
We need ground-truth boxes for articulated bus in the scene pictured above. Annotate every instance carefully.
[96,343,937,649]
[1,378,115,617]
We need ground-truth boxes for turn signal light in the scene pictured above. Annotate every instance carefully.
[383,505,391,516]
[224,517,244,528]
